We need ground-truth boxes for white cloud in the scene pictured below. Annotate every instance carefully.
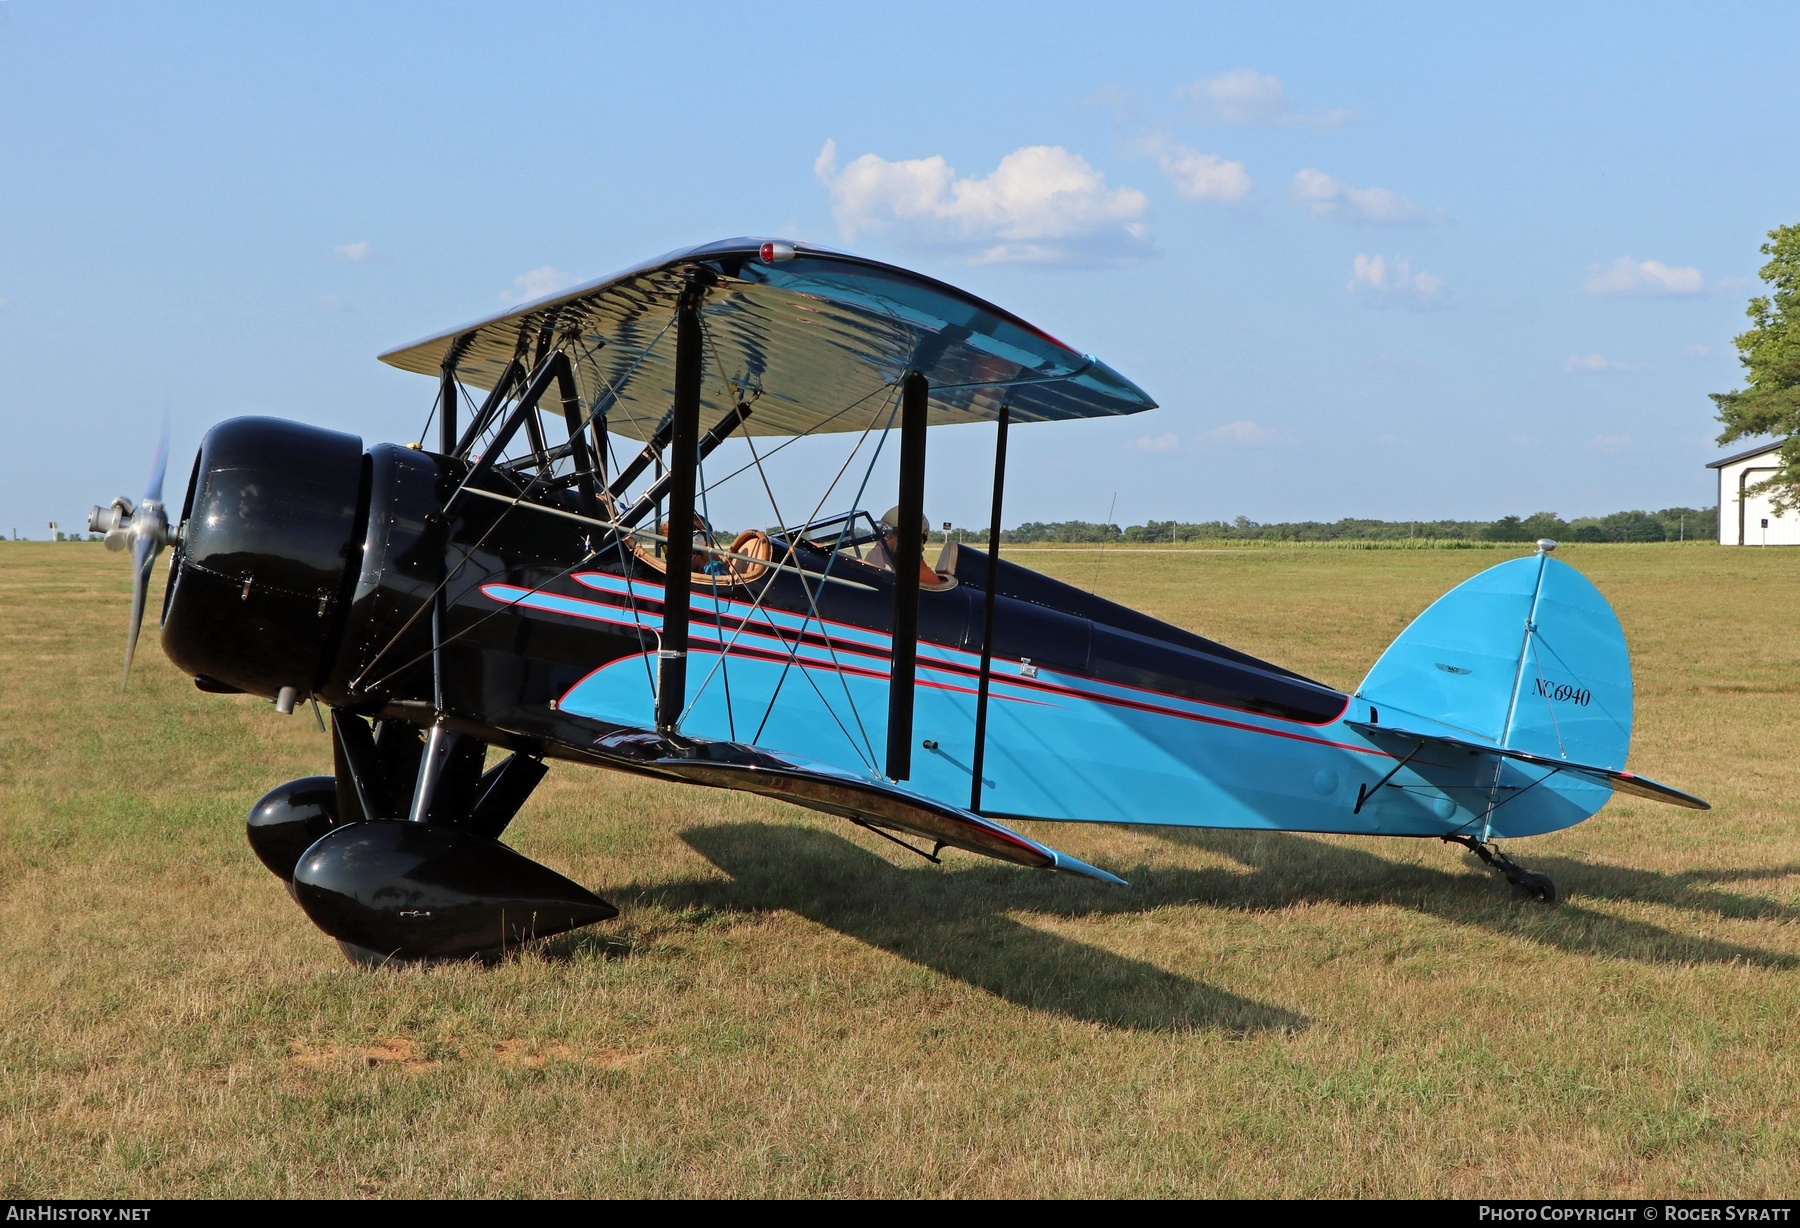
[1582,257,1703,297]
[499,265,573,304]
[815,139,1150,264]
[1293,169,1430,225]
[1133,432,1181,453]
[1178,69,1350,128]
[1687,343,1712,358]
[0,296,8,310]
[1348,253,1448,310]
[1156,144,1253,202]
[1199,420,1296,447]
[1077,85,1143,122]
[1565,353,1627,374]
[1588,434,1633,456]
[332,241,372,262]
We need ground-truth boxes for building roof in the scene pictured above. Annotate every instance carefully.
[1706,440,1786,469]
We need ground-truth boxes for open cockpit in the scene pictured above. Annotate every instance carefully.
[771,508,957,591]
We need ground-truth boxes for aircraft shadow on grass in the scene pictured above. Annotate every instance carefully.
[621,823,1309,1035]
[1153,829,1799,969]
[546,822,1794,1031]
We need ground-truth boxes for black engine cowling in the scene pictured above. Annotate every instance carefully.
[161,417,365,699]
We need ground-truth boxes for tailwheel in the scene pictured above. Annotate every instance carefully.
[1511,870,1557,905]
[1443,835,1559,907]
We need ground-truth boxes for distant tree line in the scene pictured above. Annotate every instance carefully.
[933,507,1718,545]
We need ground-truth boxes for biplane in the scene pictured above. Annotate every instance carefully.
[93,237,1708,964]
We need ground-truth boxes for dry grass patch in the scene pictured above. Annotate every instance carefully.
[284,1037,656,1073]
[1,541,1797,1197]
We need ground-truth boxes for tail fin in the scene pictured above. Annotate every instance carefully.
[1357,548,1633,770]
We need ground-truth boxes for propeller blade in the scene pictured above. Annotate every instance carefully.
[121,529,157,691]
[144,422,168,506]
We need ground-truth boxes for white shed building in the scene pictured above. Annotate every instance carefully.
[1708,441,1800,546]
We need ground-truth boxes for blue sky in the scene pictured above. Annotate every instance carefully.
[2,1,1795,536]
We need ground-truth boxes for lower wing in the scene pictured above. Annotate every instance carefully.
[588,729,1129,884]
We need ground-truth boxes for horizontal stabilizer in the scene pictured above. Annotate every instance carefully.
[1348,720,1709,810]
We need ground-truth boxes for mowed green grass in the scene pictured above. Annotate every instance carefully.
[1,541,1796,1197]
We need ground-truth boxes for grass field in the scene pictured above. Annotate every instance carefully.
[1,541,1796,1198]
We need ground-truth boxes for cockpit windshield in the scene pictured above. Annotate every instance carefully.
[771,509,889,565]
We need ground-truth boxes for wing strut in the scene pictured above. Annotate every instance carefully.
[885,370,929,780]
[656,278,705,733]
[455,357,524,457]
[437,332,473,455]
[442,352,572,517]
[969,401,1009,813]
[619,402,753,528]
[553,356,602,519]
[603,413,677,502]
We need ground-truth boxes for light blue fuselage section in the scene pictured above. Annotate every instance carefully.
[492,571,1610,841]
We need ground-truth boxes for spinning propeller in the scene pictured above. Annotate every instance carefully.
[91,427,177,689]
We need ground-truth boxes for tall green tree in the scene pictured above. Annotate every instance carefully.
[1713,223,1800,509]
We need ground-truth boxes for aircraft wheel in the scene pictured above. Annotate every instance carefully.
[335,940,509,968]
[337,940,401,968]
[1513,872,1558,906]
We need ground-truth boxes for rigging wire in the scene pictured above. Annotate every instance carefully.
[570,317,675,449]
[694,452,737,741]
[681,315,904,748]
[699,382,900,488]
[359,544,606,696]
[672,317,902,766]
[350,477,569,692]
[1528,636,1569,761]
[350,320,678,691]
[364,290,923,775]
[417,381,441,450]
[1089,491,1118,593]
[744,388,902,762]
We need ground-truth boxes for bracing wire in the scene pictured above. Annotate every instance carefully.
[359,545,604,695]
[693,452,738,741]
[372,291,927,774]
[744,387,903,762]
[417,381,442,450]
[352,321,679,691]
[671,316,902,766]
[682,315,906,742]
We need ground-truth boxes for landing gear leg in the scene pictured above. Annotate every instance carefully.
[1443,835,1557,905]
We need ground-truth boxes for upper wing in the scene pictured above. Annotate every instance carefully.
[588,729,1128,885]
[1347,720,1709,810]
[378,238,1156,440]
